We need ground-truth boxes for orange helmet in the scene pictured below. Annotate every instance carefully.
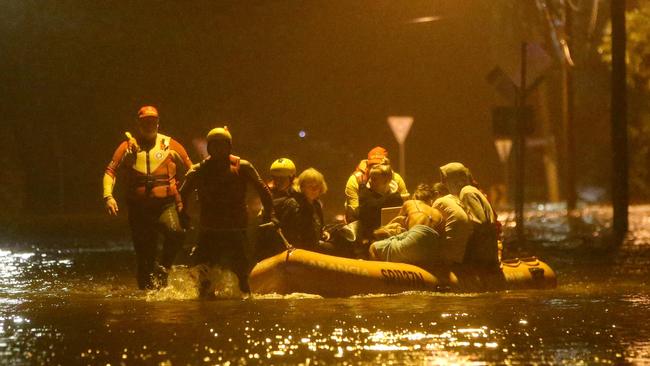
[367,146,388,165]
[137,105,159,119]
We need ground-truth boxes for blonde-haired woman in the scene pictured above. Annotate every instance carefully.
[280,168,329,251]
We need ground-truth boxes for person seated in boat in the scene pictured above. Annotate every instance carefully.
[432,182,449,198]
[255,158,298,261]
[368,185,446,266]
[344,146,408,223]
[279,168,335,253]
[439,162,499,267]
[429,164,475,266]
[179,127,276,296]
[466,175,503,261]
[268,158,296,200]
[358,164,405,242]
[372,183,439,240]
[453,165,500,267]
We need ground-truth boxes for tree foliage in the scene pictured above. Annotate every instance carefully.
[600,1,650,91]
[600,1,650,200]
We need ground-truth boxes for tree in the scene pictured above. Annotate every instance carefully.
[600,1,650,201]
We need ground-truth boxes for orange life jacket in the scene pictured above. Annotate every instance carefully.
[105,133,192,203]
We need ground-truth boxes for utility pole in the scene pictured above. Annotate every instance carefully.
[611,0,628,239]
[515,42,527,243]
[563,4,577,211]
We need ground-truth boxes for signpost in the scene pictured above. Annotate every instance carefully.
[488,42,550,243]
[494,138,513,205]
[388,116,414,179]
[514,42,528,243]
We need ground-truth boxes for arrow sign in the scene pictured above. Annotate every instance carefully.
[387,116,414,144]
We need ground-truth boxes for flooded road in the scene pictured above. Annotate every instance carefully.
[1,205,649,365]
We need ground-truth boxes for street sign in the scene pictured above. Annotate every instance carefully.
[492,106,535,137]
[487,43,552,100]
[494,138,513,163]
[387,116,413,144]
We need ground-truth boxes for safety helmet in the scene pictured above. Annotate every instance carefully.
[206,126,232,144]
[270,158,296,177]
[137,105,159,119]
[367,146,388,165]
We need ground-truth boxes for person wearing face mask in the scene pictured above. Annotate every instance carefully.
[179,126,275,296]
[102,105,193,290]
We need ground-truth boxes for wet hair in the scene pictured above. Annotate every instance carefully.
[368,164,393,182]
[432,182,449,197]
[412,183,434,203]
[293,168,328,194]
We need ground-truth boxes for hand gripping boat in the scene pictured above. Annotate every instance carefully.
[249,249,557,297]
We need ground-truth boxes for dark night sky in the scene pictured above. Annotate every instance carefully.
[0,1,612,216]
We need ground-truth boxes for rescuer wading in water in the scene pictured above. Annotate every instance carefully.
[103,105,193,289]
[179,127,275,296]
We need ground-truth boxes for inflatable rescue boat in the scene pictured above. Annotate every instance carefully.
[249,249,557,297]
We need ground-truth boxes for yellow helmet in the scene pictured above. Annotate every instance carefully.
[206,126,232,144]
[270,158,296,177]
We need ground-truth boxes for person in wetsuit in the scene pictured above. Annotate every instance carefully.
[180,127,275,296]
[103,105,193,289]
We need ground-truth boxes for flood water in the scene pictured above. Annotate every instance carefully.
[1,205,649,365]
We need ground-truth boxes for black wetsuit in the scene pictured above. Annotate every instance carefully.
[181,155,274,293]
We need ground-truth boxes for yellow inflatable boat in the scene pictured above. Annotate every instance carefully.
[249,249,557,297]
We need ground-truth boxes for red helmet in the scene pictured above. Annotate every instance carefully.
[367,146,388,165]
[137,106,159,119]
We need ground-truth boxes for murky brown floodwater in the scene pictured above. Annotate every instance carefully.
[1,205,649,365]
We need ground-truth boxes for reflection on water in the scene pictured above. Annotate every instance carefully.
[0,205,649,364]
